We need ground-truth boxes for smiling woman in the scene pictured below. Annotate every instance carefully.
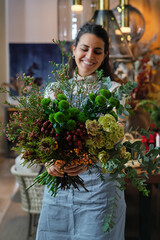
[36,23,126,240]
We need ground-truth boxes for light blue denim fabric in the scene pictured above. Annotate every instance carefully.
[36,165,126,240]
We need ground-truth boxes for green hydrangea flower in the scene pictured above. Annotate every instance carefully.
[104,127,124,149]
[57,93,67,101]
[89,93,96,102]
[54,112,66,123]
[105,139,115,149]
[58,100,69,110]
[88,146,97,156]
[100,89,111,99]
[66,119,77,130]
[41,98,51,106]
[85,119,101,136]
[86,133,106,149]
[95,95,106,106]
[98,150,110,164]
[98,114,116,131]
[98,114,124,149]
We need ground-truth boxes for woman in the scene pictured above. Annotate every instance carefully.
[36,23,126,240]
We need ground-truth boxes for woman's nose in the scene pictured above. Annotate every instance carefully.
[86,50,94,59]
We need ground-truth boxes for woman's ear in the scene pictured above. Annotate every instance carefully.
[104,51,108,59]
[72,44,76,57]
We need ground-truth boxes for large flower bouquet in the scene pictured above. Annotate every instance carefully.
[1,42,160,232]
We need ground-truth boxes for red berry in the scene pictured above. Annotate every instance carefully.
[50,129,55,135]
[41,127,45,132]
[67,135,72,141]
[76,128,81,133]
[73,135,78,141]
[43,122,48,127]
[48,123,53,129]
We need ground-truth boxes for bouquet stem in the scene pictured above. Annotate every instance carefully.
[26,170,89,196]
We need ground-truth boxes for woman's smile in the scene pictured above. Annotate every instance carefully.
[82,59,95,67]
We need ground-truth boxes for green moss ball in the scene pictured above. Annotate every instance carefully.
[41,98,51,106]
[95,95,106,106]
[57,93,67,101]
[69,108,80,118]
[54,112,66,123]
[89,93,96,102]
[66,119,77,131]
[100,89,111,99]
[58,100,69,110]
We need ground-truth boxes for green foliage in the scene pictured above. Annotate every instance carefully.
[49,113,55,124]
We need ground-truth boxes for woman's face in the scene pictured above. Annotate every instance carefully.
[72,33,107,77]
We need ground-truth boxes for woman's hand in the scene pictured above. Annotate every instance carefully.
[64,165,88,176]
[46,163,88,177]
[46,164,64,177]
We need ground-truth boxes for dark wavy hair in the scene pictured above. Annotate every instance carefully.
[68,22,114,80]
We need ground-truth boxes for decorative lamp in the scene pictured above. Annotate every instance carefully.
[71,0,84,39]
[90,0,133,60]
[113,0,145,43]
[58,0,95,41]
[71,0,83,12]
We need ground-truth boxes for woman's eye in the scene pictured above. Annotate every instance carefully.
[81,48,88,52]
[94,51,103,55]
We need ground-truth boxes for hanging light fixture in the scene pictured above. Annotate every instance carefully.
[71,0,84,40]
[113,0,145,43]
[90,0,133,60]
[71,0,83,12]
